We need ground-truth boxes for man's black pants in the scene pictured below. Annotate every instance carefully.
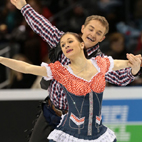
[29,111,54,142]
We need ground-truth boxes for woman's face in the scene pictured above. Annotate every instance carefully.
[60,33,84,59]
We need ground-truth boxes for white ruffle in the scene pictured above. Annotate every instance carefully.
[41,62,53,80]
[104,56,114,73]
[57,114,67,128]
[48,127,116,142]
[66,59,101,83]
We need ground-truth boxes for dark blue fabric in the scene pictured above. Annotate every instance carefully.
[49,138,117,142]
[55,85,108,140]
[49,140,55,142]
[43,104,61,128]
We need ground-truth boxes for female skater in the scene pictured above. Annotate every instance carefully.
[0,32,140,142]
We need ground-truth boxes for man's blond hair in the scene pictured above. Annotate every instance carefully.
[84,15,109,35]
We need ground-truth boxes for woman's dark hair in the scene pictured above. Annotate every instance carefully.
[60,32,88,58]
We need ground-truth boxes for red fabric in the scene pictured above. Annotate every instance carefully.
[48,56,111,96]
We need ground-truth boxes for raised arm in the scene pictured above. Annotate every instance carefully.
[10,0,64,48]
[105,68,135,86]
[105,54,141,86]
[113,54,141,72]
[0,56,47,77]
[113,60,129,70]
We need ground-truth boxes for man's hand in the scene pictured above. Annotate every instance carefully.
[10,0,27,10]
[127,53,142,76]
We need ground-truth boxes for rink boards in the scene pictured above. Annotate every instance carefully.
[102,88,142,142]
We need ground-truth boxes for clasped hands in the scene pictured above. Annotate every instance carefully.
[127,53,142,76]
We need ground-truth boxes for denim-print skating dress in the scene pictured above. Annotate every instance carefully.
[41,56,116,142]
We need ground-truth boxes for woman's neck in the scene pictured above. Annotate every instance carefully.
[69,56,98,81]
[69,56,89,71]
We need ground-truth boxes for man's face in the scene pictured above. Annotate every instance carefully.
[81,20,106,48]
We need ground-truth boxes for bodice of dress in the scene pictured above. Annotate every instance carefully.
[42,56,114,96]
[61,85,104,138]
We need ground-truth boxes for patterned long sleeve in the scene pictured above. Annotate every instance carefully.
[105,68,135,86]
[21,4,64,48]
